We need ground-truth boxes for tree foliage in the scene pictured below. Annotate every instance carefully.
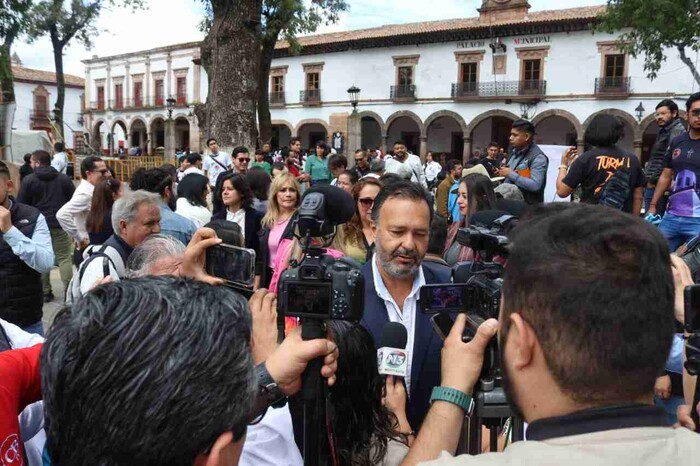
[29,0,144,137]
[598,0,700,86]
[0,0,34,102]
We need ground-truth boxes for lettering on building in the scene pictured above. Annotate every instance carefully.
[458,40,486,49]
[513,36,552,45]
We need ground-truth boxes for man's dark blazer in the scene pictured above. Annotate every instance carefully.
[360,259,451,428]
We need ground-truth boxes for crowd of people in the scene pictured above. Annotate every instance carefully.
[1,93,700,466]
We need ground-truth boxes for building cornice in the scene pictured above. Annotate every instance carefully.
[82,41,202,65]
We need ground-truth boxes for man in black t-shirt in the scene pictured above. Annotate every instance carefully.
[556,114,645,214]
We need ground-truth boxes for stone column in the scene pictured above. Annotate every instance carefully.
[381,135,388,154]
[165,119,176,161]
[463,137,472,165]
[577,138,585,158]
[145,57,151,106]
[347,110,361,165]
[419,136,428,162]
[106,62,112,109]
[193,50,202,104]
[166,53,173,99]
[189,116,201,152]
[633,140,642,159]
[147,131,152,155]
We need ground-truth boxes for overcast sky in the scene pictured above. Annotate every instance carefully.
[13,0,607,78]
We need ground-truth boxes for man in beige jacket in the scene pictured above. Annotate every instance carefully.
[402,203,700,466]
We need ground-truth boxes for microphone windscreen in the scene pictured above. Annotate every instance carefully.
[302,185,356,226]
[379,322,408,350]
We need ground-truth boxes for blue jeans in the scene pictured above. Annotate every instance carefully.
[643,187,667,216]
[658,213,700,252]
[21,320,45,337]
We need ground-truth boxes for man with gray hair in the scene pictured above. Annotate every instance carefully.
[70,190,161,299]
[126,234,186,278]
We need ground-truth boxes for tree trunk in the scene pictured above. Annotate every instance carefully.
[678,45,700,88]
[0,38,16,103]
[257,35,276,147]
[196,0,262,154]
[50,25,65,139]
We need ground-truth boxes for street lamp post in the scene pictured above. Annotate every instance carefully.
[347,86,360,111]
[165,96,177,161]
[635,102,645,123]
[166,97,176,119]
[347,86,362,161]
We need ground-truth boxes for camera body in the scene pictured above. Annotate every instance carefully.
[278,248,364,321]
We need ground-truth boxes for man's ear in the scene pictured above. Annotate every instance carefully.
[194,431,244,466]
[5,179,14,195]
[508,313,537,370]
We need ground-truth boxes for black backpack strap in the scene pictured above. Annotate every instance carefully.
[78,244,114,281]
[0,324,12,352]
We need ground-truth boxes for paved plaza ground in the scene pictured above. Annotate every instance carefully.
[41,268,66,333]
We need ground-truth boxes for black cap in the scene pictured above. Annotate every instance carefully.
[379,322,408,349]
[204,219,244,246]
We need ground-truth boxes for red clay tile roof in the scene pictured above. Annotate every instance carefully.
[12,66,84,88]
[275,5,606,50]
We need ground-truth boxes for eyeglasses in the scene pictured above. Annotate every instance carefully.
[92,169,110,175]
[358,197,375,207]
[690,109,700,118]
[237,158,251,163]
[354,158,365,163]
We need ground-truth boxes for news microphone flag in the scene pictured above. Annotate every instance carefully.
[377,322,408,378]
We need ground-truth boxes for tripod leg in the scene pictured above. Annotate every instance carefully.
[467,414,481,455]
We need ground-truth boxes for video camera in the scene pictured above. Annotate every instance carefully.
[277,190,364,322]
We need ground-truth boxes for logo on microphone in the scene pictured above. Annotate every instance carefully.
[386,351,406,368]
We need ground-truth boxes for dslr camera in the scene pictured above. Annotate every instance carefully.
[277,191,364,322]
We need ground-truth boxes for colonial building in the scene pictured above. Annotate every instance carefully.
[82,0,697,165]
[10,53,85,151]
[82,42,205,155]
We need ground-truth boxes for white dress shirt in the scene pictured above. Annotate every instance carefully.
[56,179,94,244]
[178,166,205,182]
[384,154,428,188]
[239,405,302,466]
[51,152,67,174]
[176,197,212,228]
[424,161,442,182]
[371,255,426,394]
[226,208,246,238]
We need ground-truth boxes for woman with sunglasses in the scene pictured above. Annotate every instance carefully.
[258,172,301,288]
[336,177,383,264]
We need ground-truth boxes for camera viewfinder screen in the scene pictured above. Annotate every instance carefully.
[286,283,332,317]
[424,285,465,313]
[205,245,256,287]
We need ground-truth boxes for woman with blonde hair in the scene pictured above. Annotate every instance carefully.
[258,172,302,287]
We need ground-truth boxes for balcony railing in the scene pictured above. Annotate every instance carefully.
[451,80,547,98]
[300,89,321,104]
[270,91,285,105]
[391,84,416,100]
[595,77,631,95]
[89,95,189,111]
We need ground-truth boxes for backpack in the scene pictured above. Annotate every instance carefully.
[598,166,631,210]
[66,244,117,305]
[447,181,463,224]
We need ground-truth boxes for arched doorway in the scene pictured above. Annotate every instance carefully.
[468,112,518,157]
[271,123,292,149]
[533,115,578,146]
[174,117,190,151]
[360,112,384,151]
[297,122,327,151]
[92,120,108,155]
[386,113,422,155]
[111,120,127,156]
[426,114,465,161]
[130,119,147,154]
[150,118,165,153]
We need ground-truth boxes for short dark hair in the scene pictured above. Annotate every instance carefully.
[511,119,535,136]
[245,166,271,201]
[686,92,700,112]
[272,162,286,172]
[54,142,65,152]
[42,276,254,465]
[488,141,500,149]
[186,153,202,165]
[0,160,10,179]
[31,150,51,166]
[339,169,358,185]
[427,214,448,255]
[372,179,433,225]
[206,138,217,147]
[656,99,679,116]
[233,146,249,158]
[446,159,462,173]
[80,156,103,179]
[328,154,348,170]
[135,167,173,196]
[218,172,254,209]
[393,140,406,147]
[584,114,624,148]
[502,203,674,405]
[23,153,32,164]
[290,137,301,146]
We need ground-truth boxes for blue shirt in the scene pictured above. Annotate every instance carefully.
[4,205,54,273]
[159,203,196,245]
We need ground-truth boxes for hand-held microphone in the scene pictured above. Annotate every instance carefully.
[377,322,409,378]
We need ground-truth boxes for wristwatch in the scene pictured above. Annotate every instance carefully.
[256,363,287,409]
[430,386,474,415]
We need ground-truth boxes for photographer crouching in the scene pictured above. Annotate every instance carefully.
[403,203,700,465]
